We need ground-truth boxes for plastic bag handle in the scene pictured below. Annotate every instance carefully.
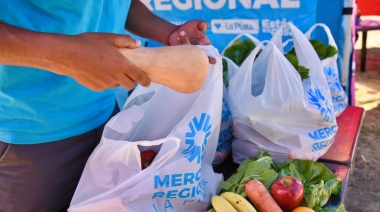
[304,23,337,48]
[240,40,269,69]
[270,23,321,76]
[236,40,277,97]
[221,33,260,55]
[282,38,293,48]
[221,56,239,80]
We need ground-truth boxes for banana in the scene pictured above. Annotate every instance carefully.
[211,195,237,212]
[220,192,257,212]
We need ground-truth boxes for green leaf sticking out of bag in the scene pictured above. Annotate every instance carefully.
[224,39,257,66]
[222,39,257,87]
[284,53,310,81]
[222,59,230,88]
[309,39,338,60]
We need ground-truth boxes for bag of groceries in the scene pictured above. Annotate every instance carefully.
[69,45,223,212]
[305,23,348,116]
[229,34,337,164]
[212,34,261,165]
[212,83,233,165]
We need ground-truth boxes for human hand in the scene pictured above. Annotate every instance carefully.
[167,20,216,64]
[51,32,151,91]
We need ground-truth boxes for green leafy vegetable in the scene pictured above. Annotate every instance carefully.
[222,38,257,87]
[275,159,342,210]
[284,50,310,81]
[219,151,278,197]
[222,59,229,87]
[224,39,256,66]
[319,203,346,212]
[309,39,338,60]
[219,150,345,212]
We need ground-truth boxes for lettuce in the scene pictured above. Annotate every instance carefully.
[222,38,257,87]
[223,39,256,66]
[275,159,342,210]
[309,39,338,60]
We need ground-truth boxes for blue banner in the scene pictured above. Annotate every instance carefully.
[142,0,318,51]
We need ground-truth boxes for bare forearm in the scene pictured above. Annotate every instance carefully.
[0,20,67,72]
[0,20,150,91]
[125,0,176,44]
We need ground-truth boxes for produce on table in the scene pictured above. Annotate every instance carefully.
[119,45,209,94]
[220,192,257,212]
[245,179,282,212]
[219,150,346,212]
[292,206,315,212]
[270,175,305,211]
[211,195,237,212]
[140,150,157,170]
[210,192,257,212]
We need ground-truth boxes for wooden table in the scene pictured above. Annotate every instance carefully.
[214,106,365,208]
[318,106,365,170]
[356,19,380,72]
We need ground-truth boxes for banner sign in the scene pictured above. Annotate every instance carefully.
[142,0,318,51]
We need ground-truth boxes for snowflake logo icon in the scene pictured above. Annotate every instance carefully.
[307,88,334,122]
[182,113,211,164]
[324,66,343,93]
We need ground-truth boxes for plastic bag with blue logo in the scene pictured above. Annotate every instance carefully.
[212,84,233,166]
[68,45,224,212]
[212,34,260,166]
[228,38,337,164]
[304,23,348,116]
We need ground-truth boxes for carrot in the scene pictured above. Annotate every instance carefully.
[245,179,282,212]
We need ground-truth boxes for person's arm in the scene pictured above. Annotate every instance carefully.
[125,0,216,64]
[126,0,211,46]
[125,0,176,45]
[0,20,150,91]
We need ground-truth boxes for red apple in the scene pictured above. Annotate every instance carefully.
[270,176,304,211]
[140,150,157,170]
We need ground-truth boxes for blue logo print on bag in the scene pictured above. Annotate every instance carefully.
[324,66,344,93]
[221,98,232,123]
[323,66,348,112]
[182,113,211,164]
[307,88,334,122]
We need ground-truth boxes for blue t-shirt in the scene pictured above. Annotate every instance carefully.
[0,0,131,144]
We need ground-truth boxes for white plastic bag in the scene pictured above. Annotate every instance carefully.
[212,34,260,165]
[228,37,337,164]
[69,45,224,212]
[212,84,233,165]
[305,23,348,116]
[221,33,261,56]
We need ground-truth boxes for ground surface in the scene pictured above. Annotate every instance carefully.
[345,15,380,212]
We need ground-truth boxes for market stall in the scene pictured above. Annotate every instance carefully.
[71,1,366,211]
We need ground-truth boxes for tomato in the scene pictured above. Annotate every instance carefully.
[140,150,157,169]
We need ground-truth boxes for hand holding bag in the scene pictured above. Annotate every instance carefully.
[69,45,224,212]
